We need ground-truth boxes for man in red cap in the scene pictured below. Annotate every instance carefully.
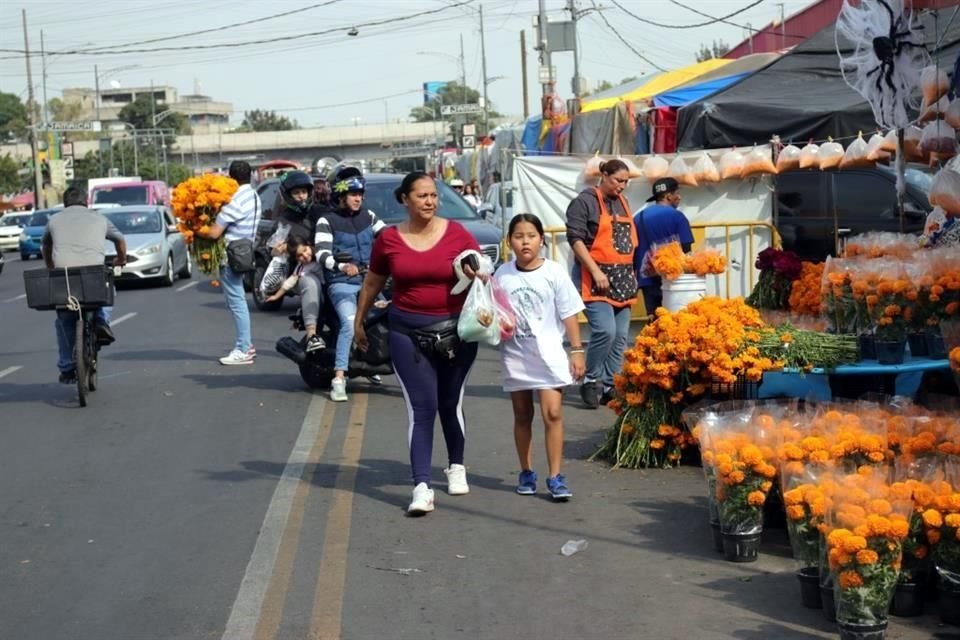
[633,177,694,314]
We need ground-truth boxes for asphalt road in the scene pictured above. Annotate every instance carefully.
[0,253,947,640]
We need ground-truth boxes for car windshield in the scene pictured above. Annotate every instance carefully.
[363,178,480,224]
[105,210,163,234]
[29,210,57,226]
[93,186,149,206]
[1,214,28,227]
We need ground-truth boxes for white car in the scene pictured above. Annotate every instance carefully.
[0,212,32,251]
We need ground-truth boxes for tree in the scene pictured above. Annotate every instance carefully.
[71,144,193,191]
[408,81,501,139]
[696,39,731,62]
[118,94,191,136]
[0,153,25,193]
[0,92,28,142]
[46,97,83,122]
[237,109,298,132]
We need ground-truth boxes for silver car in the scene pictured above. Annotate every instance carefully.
[103,206,192,286]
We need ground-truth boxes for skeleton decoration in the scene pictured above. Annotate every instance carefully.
[836,0,929,129]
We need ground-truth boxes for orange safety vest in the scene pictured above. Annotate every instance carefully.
[580,188,639,308]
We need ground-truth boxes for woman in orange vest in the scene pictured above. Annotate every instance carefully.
[565,159,638,409]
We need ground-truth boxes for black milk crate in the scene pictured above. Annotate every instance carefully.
[23,266,115,310]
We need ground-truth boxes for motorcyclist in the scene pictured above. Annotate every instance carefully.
[276,170,329,245]
[314,168,386,402]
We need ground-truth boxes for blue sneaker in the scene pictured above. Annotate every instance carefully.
[516,470,537,495]
[546,474,572,502]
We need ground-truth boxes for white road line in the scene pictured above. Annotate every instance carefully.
[221,394,328,640]
[111,312,137,325]
[175,281,199,292]
[3,293,26,303]
[0,366,23,379]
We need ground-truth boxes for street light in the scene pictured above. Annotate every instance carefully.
[95,64,141,123]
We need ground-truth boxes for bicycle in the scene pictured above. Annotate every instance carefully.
[71,304,102,407]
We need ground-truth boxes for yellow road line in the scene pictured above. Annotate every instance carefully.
[308,393,369,640]
[254,401,337,640]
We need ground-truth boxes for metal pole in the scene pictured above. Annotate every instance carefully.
[22,9,44,210]
[459,33,467,103]
[132,130,139,175]
[40,30,49,124]
[568,0,581,97]
[161,133,169,184]
[538,0,553,99]
[479,4,489,134]
[95,64,103,175]
[150,81,159,176]
[780,3,786,51]
[520,30,529,119]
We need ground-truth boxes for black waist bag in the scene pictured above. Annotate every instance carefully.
[227,239,255,273]
[404,318,461,361]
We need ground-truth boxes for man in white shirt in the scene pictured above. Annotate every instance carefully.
[197,160,261,365]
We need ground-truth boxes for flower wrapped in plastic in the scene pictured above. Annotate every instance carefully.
[922,461,960,594]
[171,174,239,275]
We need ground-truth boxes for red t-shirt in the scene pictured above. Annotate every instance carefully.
[370,220,480,315]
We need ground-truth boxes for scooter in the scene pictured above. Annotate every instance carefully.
[275,253,394,390]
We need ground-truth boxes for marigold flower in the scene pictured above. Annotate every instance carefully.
[841,535,868,554]
[838,570,864,589]
[855,549,879,565]
[922,509,944,528]
[727,470,746,485]
[747,491,766,507]
[927,529,941,544]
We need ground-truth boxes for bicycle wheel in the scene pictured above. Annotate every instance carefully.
[75,314,88,407]
[86,317,99,392]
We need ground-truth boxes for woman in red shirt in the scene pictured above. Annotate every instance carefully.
[355,172,481,516]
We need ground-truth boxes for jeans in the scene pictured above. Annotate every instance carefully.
[583,301,632,389]
[328,281,361,372]
[55,306,110,374]
[297,272,323,328]
[220,266,252,352]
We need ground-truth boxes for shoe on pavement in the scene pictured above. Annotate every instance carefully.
[516,469,537,495]
[59,370,77,384]
[365,375,383,385]
[444,464,470,495]
[580,380,600,409]
[330,377,348,402]
[407,482,435,515]
[599,387,615,406]
[546,474,573,502]
[305,335,326,353]
[219,349,255,366]
[247,345,257,358]
[94,322,116,346]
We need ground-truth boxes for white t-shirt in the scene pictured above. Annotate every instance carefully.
[493,259,585,392]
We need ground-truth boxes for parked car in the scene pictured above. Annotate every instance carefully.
[776,165,932,262]
[102,206,191,286]
[19,207,62,260]
[0,212,33,251]
[478,180,513,231]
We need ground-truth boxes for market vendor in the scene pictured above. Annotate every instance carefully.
[924,211,960,248]
[565,159,638,409]
[633,177,695,314]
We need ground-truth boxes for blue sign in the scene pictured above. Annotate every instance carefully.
[423,81,448,104]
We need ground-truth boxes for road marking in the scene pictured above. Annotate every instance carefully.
[254,401,337,640]
[309,393,368,640]
[3,293,26,303]
[221,394,329,640]
[111,312,137,325]
[0,366,23,379]
[176,281,199,292]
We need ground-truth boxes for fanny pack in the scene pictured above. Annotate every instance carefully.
[402,318,461,361]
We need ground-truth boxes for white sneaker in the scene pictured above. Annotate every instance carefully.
[444,464,470,495]
[330,377,347,402]
[407,482,435,515]
[219,349,254,366]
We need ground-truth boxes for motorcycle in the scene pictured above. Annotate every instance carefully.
[275,253,394,390]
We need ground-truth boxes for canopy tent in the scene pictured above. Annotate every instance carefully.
[653,73,752,108]
[580,58,733,114]
[677,11,960,150]
[585,74,660,103]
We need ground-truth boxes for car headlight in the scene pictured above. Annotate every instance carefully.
[136,244,162,256]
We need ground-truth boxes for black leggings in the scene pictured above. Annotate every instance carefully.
[389,308,478,486]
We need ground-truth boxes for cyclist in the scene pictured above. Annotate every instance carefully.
[41,186,127,384]
[314,167,386,402]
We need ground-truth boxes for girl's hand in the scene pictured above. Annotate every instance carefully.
[568,351,586,381]
[353,324,368,352]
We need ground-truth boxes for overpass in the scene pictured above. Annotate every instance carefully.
[0,121,450,170]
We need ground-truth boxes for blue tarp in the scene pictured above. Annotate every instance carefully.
[652,73,750,108]
[521,116,543,155]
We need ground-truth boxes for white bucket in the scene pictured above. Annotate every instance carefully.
[661,274,707,311]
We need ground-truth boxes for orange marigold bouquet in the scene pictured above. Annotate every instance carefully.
[647,240,727,281]
[171,174,239,275]
[787,261,824,316]
[918,464,960,594]
[709,415,779,536]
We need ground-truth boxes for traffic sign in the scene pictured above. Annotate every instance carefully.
[38,121,102,132]
[462,135,476,148]
[64,168,75,180]
[440,104,483,116]
[462,124,476,136]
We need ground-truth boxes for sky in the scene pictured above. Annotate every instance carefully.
[0,0,817,129]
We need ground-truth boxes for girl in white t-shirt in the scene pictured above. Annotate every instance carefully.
[494,214,586,501]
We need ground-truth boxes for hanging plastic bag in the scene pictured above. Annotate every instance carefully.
[903,125,926,161]
[619,156,643,178]
[881,130,898,153]
[798,142,820,169]
[919,120,958,157]
[816,139,844,170]
[668,155,697,187]
[718,149,745,180]
[490,278,517,342]
[920,95,951,123]
[864,132,890,163]
[642,155,669,181]
[839,133,873,169]
[946,99,960,129]
[929,167,960,215]
[694,152,721,183]
[921,65,951,108]
[741,146,777,177]
[583,154,604,178]
[457,278,501,345]
[776,144,802,172]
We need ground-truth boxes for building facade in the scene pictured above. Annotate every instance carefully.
[62,85,232,133]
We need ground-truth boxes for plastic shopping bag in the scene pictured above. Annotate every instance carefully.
[694,152,721,183]
[642,156,669,181]
[741,146,777,177]
[775,144,801,172]
[457,278,501,345]
[864,132,890,163]
[929,167,960,214]
[816,139,844,170]
[919,120,957,158]
[839,133,872,169]
[491,279,517,342]
[718,149,744,180]
[668,155,698,187]
[798,142,820,169]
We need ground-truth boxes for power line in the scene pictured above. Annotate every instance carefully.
[246,89,424,113]
[590,1,666,71]
[0,0,475,56]
[610,0,766,30]
[667,0,808,41]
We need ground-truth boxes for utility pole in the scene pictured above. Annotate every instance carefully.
[150,81,159,177]
[22,10,44,210]
[94,64,103,176]
[459,33,467,104]
[537,0,553,101]
[40,30,49,124]
[567,0,582,98]
[779,3,786,51]
[479,4,489,134]
[520,30,529,119]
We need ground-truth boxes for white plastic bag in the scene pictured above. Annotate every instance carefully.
[903,125,926,161]
[718,149,744,180]
[864,133,890,162]
[741,146,777,177]
[619,156,643,178]
[799,142,820,169]
[694,152,721,183]
[919,120,957,157]
[775,144,801,172]
[668,156,697,187]
[816,139,844,170]
[839,133,872,169]
[929,167,960,214]
[584,154,604,178]
[457,278,501,345]
[881,130,898,152]
[921,65,951,107]
[642,156,669,181]
[920,95,950,123]
[946,99,960,129]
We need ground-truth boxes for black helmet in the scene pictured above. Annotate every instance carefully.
[328,163,363,186]
[280,170,314,215]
